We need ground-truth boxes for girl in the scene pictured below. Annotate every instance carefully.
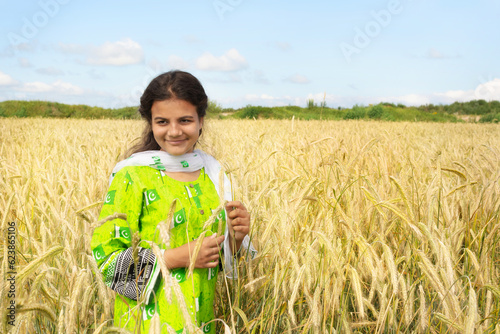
[91,70,256,333]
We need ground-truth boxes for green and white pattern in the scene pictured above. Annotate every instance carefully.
[92,166,225,333]
[92,149,257,333]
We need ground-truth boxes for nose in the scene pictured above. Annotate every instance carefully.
[167,122,182,137]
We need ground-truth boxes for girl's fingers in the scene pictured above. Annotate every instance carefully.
[206,234,224,246]
[231,217,250,227]
[226,201,243,208]
[206,260,218,268]
[231,218,242,227]
[233,224,249,232]
[227,208,249,219]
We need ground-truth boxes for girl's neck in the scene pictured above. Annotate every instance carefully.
[164,170,201,182]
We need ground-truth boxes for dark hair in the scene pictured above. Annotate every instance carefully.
[127,70,208,155]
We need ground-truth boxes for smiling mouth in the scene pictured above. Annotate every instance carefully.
[167,139,186,144]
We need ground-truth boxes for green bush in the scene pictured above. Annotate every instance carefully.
[344,105,366,120]
[382,112,396,121]
[207,100,224,115]
[15,107,27,118]
[241,106,260,118]
[307,99,316,109]
[368,105,384,119]
[0,99,498,121]
[237,105,274,119]
[479,112,500,123]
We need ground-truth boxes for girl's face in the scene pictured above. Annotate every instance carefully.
[151,99,203,156]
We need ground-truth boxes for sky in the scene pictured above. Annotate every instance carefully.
[0,0,499,109]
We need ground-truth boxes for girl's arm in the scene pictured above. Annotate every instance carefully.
[163,201,251,270]
[91,168,160,303]
[225,201,250,254]
[163,234,225,269]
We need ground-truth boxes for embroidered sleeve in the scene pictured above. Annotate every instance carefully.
[91,167,161,302]
[98,247,161,301]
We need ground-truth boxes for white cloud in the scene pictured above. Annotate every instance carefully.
[167,55,190,70]
[426,79,500,104]
[57,42,86,54]
[195,48,248,71]
[425,48,459,59]
[260,94,275,100]
[14,43,36,53]
[378,94,431,106]
[22,81,52,92]
[275,41,292,51]
[146,58,167,73]
[284,74,310,84]
[249,70,270,84]
[57,39,143,66]
[18,58,32,68]
[428,48,444,59]
[87,38,144,66]
[434,90,474,103]
[20,80,84,95]
[303,78,500,109]
[87,69,106,80]
[245,94,276,101]
[0,42,38,58]
[474,78,500,101]
[0,71,17,86]
[36,67,65,76]
[51,81,84,95]
[204,73,243,84]
[183,35,202,44]
[243,93,303,107]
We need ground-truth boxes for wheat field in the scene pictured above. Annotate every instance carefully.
[1,118,500,333]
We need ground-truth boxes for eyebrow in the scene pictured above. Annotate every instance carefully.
[153,115,195,121]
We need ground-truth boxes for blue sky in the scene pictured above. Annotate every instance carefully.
[1,0,499,109]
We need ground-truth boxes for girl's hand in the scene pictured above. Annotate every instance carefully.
[226,201,250,251]
[192,234,225,268]
[164,234,224,269]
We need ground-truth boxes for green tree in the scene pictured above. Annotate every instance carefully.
[307,99,316,109]
[368,105,384,119]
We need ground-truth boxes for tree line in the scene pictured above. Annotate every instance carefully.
[1,99,499,123]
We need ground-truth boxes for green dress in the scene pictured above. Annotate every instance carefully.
[91,166,225,333]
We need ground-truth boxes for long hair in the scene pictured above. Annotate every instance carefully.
[127,70,208,155]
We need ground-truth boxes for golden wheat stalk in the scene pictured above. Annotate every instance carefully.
[2,118,500,332]
[16,245,64,285]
